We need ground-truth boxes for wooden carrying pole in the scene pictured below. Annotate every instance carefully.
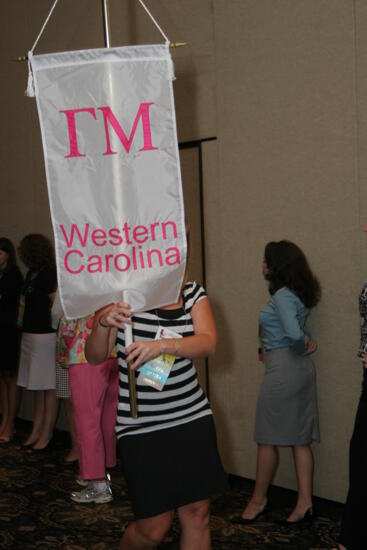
[125,322,138,419]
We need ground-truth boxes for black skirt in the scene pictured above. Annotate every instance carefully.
[0,325,21,376]
[117,414,229,519]
[340,368,367,548]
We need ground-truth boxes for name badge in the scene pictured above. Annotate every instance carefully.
[138,327,182,391]
[17,295,25,328]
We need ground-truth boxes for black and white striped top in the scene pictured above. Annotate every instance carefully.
[115,282,212,438]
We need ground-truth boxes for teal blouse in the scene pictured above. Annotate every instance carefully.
[259,287,311,355]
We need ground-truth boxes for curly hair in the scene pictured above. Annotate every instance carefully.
[0,237,17,272]
[264,240,321,308]
[18,234,55,272]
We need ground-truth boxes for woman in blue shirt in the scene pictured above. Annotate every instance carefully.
[234,240,321,526]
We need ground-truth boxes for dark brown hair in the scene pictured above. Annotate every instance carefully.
[264,240,321,308]
[18,234,55,272]
[181,224,191,291]
[0,237,17,272]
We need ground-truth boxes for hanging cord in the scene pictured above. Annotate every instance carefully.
[30,0,60,55]
[137,0,170,44]
[25,0,60,97]
[25,0,172,97]
[136,0,174,80]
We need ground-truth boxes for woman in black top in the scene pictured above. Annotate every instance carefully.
[0,238,23,442]
[17,234,58,450]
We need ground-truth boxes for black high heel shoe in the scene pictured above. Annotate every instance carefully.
[27,438,54,453]
[20,437,39,449]
[280,506,315,527]
[231,505,268,525]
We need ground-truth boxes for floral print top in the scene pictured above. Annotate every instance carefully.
[57,315,117,366]
[57,315,94,365]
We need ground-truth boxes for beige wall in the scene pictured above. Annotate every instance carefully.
[2,0,366,502]
[210,0,362,503]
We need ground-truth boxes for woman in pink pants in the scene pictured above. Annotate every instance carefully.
[57,315,118,504]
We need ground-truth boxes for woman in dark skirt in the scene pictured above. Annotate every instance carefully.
[0,237,23,442]
[86,280,228,550]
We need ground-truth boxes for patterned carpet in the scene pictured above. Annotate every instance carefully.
[0,421,342,549]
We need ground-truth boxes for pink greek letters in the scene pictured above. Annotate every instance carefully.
[60,103,158,158]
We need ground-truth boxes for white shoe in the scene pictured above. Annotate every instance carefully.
[75,475,88,487]
[71,482,113,504]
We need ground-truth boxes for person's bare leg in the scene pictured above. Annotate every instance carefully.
[32,389,58,449]
[0,377,20,440]
[63,398,78,462]
[119,511,174,550]
[0,378,9,435]
[287,444,313,522]
[23,390,44,446]
[178,499,211,550]
[241,444,279,519]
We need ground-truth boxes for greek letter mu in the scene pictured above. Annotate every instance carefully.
[60,103,158,158]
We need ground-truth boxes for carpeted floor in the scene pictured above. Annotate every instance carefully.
[0,420,342,549]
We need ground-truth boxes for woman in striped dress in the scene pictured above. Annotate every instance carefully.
[86,281,228,550]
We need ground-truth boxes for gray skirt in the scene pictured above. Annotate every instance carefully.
[254,348,320,446]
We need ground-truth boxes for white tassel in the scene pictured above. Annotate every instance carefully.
[25,52,35,98]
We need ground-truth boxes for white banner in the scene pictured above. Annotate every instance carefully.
[31,44,186,318]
